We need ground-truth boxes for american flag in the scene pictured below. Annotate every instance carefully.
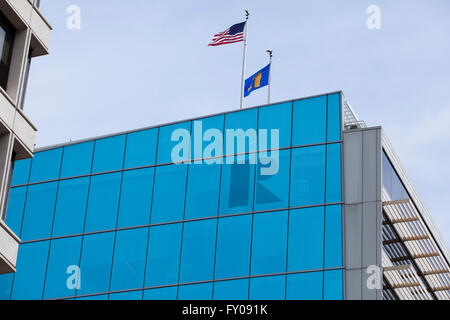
[208,21,246,46]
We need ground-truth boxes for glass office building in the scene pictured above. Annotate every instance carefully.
[1,91,449,300]
[0,92,344,300]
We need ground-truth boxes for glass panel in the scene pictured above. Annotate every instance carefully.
[52,177,89,237]
[326,143,342,203]
[382,152,409,201]
[145,223,182,287]
[286,271,323,300]
[288,207,324,272]
[185,162,221,220]
[84,172,122,233]
[179,219,217,283]
[124,128,158,169]
[11,241,50,300]
[21,182,58,241]
[5,186,26,235]
[258,102,292,149]
[178,283,213,300]
[11,158,31,186]
[219,154,256,215]
[290,145,326,207]
[191,115,224,161]
[254,149,290,211]
[0,274,13,300]
[60,142,94,178]
[324,270,343,300]
[109,290,142,300]
[43,237,82,299]
[213,279,249,300]
[92,135,126,173]
[77,232,115,296]
[215,215,252,279]
[224,108,258,156]
[29,148,62,183]
[327,93,341,142]
[324,205,343,268]
[117,168,154,228]
[250,211,288,275]
[249,275,285,300]
[143,286,177,300]
[151,164,187,224]
[157,121,191,164]
[292,96,327,146]
[110,228,148,291]
[76,294,108,300]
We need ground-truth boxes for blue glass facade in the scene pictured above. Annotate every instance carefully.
[0,92,344,300]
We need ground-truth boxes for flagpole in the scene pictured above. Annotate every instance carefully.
[240,10,249,109]
[267,50,273,104]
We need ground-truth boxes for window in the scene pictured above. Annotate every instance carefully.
[52,177,89,237]
[60,142,94,178]
[213,279,249,300]
[29,148,63,183]
[292,96,327,146]
[84,172,122,233]
[191,115,224,161]
[382,151,409,201]
[249,275,285,300]
[18,49,32,110]
[224,108,258,156]
[151,164,188,224]
[110,228,148,291]
[143,286,177,300]
[117,167,154,228]
[92,135,126,173]
[0,11,15,91]
[185,162,221,220]
[254,149,290,211]
[21,182,58,241]
[76,294,108,300]
[250,211,288,275]
[219,154,256,215]
[326,143,342,203]
[286,271,323,300]
[124,128,158,169]
[0,274,13,300]
[11,241,50,300]
[4,186,27,235]
[157,121,191,164]
[215,215,252,279]
[288,207,324,272]
[109,290,142,300]
[290,145,326,207]
[324,270,343,300]
[327,93,341,142]
[145,223,182,287]
[11,158,31,186]
[178,282,213,300]
[258,102,292,149]
[43,237,82,299]
[77,232,115,296]
[324,205,343,268]
[179,219,217,283]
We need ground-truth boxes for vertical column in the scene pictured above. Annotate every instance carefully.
[343,127,382,300]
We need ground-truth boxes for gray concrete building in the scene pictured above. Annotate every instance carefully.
[343,101,450,299]
[0,0,51,274]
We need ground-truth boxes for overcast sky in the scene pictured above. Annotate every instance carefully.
[27,0,450,244]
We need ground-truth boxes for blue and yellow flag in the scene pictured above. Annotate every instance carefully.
[244,64,270,97]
